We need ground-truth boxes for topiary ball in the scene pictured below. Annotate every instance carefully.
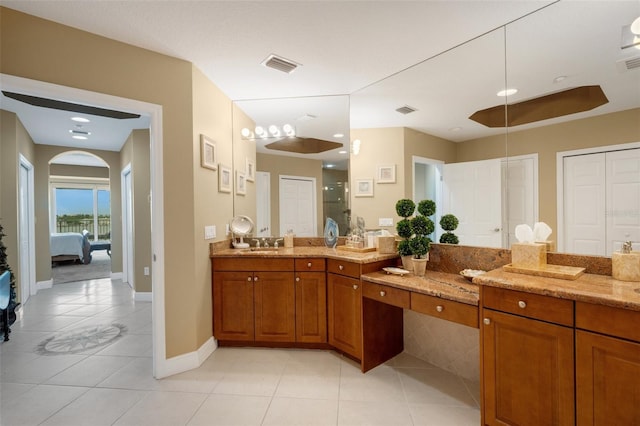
[395,199,416,218]
[439,232,459,244]
[417,199,436,217]
[410,215,435,236]
[440,214,459,231]
[396,219,413,239]
[397,239,413,256]
[409,236,431,258]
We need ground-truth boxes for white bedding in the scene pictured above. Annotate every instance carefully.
[50,232,85,259]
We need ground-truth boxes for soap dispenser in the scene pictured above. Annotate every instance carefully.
[612,241,640,282]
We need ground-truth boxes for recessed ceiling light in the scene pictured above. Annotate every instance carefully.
[338,150,347,154]
[449,127,462,132]
[326,164,335,168]
[72,135,88,140]
[631,16,640,35]
[333,133,344,138]
[553,75,568,84]
[497,88,518,97]
[71,117,90,123]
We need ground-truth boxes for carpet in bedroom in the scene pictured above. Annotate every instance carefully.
[52,251,111,284]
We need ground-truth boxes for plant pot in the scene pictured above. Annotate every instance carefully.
[401,255,413,271]
[412,257,428,277]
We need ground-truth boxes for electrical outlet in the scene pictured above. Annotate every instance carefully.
[143,267,150,276]
[379,218,393,227]
[226,224,230,235]
[204,225,216,240]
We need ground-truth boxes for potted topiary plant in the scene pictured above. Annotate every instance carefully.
[395,199,415,270]
[409,200,436,276]
[439,214,460,244]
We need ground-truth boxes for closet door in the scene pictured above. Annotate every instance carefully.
[606,148,640,255]
[564,153,606,255]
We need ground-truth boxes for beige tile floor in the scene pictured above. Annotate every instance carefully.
[0,277,480,425]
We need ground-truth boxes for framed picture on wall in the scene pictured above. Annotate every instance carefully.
[377,164,396,183]
[355,178,374,197]
[218,164,231,193]
[200,134,217,171]
[236,171,247,195]
[245,158,256,182]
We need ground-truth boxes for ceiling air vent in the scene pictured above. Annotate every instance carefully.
[262,54,300,74]
[395,105,417,115]
[616,55,640,72]
[70,129,90,135]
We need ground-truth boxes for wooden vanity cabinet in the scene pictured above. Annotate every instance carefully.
[481,286,575,426]
[212,258,295,343]
[575,302,640,425]
[294,258,327,343]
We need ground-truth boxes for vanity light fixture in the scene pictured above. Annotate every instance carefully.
[497,88,518,97]
[240,124,296,140]
[351,139,361,156]
[621,16,640,50]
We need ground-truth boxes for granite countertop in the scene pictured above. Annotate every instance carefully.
[211,246,399,264]
[361,270,479,306]
[475,268,640,311]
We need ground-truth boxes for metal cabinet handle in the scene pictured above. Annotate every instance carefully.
[247,277,252,282]
[339,265,344,271]
[483,318,491,325]
[353,284,358,290]
[296,277,300,282]
[254,276,258,282]
[436,305,443,312]
[518,300,527,309]
[307,262,312,268]
[380,290,386,297]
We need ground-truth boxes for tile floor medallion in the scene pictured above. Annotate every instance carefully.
[36,323,127,354]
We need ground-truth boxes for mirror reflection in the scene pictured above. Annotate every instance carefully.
[232,95,350,237]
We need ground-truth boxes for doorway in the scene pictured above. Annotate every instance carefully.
[256,171,271,237]
[279,175,317,237]
[121,164,134,286]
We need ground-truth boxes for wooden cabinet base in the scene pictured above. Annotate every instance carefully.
[217,340,334,351]
[361,297,403,372]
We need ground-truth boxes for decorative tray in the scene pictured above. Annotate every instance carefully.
[383,267,411,276]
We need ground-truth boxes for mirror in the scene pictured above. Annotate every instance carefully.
[232,95,350,237]
[503,1,640,255]
[229,215,254,248]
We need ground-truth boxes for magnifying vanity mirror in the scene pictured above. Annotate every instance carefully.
[229,215,255,248]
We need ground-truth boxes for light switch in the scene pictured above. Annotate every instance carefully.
[379,218,393,227]
[143,267,150,276]
[204,225,216,240]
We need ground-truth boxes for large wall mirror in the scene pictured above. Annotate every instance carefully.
[504,1,640,256]
[232,95,350,238]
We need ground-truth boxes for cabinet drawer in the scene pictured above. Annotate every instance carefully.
[363,282,410,309]
[327,259,360,278]
[482,286,573,326]
[411,293,478,328]
[576,301,640,343]
[213,257,294,271]
[295,258,326,272]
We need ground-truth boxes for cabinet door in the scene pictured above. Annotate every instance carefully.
[327,273,362,359]
[254,271,295,342]
[295,272,327,343]
[576,330,640,425]
[213,271,254,341]
[482,309,575,426]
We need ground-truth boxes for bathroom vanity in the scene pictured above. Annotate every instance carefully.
[210,243,640,425]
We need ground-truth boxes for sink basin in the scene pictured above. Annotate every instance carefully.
[239,248,280,255]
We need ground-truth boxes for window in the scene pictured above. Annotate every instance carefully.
[50,178,110,241]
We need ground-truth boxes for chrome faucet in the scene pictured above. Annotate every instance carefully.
[262,238,269,248]
[622,241,633,254]
[252,239,261,248]
[274,238,283,248]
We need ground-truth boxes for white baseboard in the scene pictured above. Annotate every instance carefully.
[33,280,52,295]
[111,272,123,280]
[154,337,217,379]
[134,292,152,302]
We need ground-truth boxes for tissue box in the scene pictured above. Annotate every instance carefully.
[612,252,640,282]
[377,236,397,254]
[511,243,547,269]
[535,240,556,252]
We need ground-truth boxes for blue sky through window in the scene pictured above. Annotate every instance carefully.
[56,188,110,216]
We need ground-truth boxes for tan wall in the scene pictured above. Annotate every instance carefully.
[350,127,405,232]
[457,108,640,234]
[1,7,209,358]
[131,130,152,294]
[256,153,323,236]
[49,164,109,178]
[191,67,234,345]
[231,103,257,221]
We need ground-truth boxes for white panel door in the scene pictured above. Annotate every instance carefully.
[19,160,34,303]
[121,167,134,286]
[606,148,640,255]
[279,176,316,237]
[442,159,502,247]
[563,153,606,255]
[256,172,271,237]
[502,157,537,248]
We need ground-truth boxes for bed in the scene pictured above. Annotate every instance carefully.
[50,231,91,264]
